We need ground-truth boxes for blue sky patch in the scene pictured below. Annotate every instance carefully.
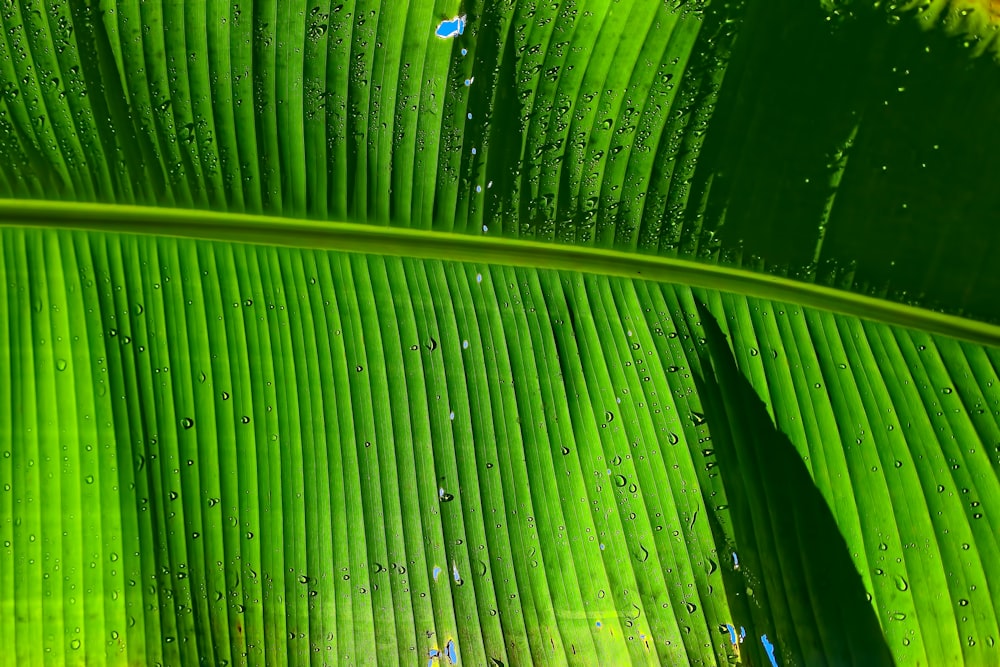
[435,16,466,39]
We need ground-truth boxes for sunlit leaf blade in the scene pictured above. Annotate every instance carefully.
[0,226,997,665]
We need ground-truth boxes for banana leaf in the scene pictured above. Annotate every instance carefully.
[1,1,999,665]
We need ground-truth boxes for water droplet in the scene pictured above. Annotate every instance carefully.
[181,417,195,429]
[84,475,94,484]
[959,599,969,607]
[70,639,81,650]
[891,612,907,621]
[894,575,908,591]
[561,446,570,455]
[685,602,697,613]
[56,359,67,371]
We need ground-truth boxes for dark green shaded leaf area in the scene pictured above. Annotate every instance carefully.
[697,0,1000,323]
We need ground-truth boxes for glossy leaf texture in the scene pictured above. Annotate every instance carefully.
[2,0,1000,665]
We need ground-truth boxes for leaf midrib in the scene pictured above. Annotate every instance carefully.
[3,198,998,348]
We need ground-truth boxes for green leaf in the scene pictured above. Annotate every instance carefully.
[2,1,1000,666]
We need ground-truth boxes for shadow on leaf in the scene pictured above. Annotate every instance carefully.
[691,298,894,667]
